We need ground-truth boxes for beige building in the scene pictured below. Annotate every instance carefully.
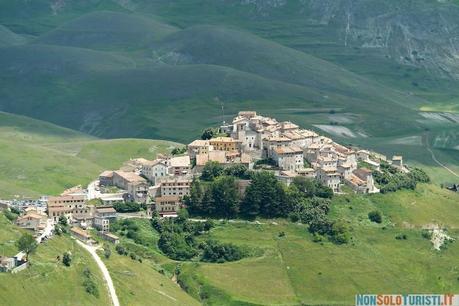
[70,227,91,243]
[159,177,191,198]
[168,155,191,176]
[154,196,181,217]
[112,171,148,202]
[209,137,241,152]
[47,195,90,223]
[187,140,211,160]
[316,167,341,193]
[15,212,47,233]
[272,146,304,171]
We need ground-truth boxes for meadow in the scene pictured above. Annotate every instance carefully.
[0,213,111,306]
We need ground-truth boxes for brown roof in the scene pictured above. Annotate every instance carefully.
[273,146,303,154]
[99,170,114,178]
[353,168,372,180]
[114,171,146,183]
[70,227,91,239]
[96,207,116,214]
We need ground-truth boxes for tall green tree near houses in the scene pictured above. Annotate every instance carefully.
[16,233,37,262]
[184,177,204,215]
[210,176,239,219]
[242,171,286,218]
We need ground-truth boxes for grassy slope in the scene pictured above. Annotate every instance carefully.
[176,185,459,305]
[36,11,178,51]
[0,213,111,306]
[0,112,179,198]
[0,24,26,47]
[102,252,200,306]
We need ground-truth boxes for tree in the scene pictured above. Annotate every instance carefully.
[201,127,217,140]
[241,171,286,218]
[210,176,239,218]
[329,220,351,244]
[184,177,204,215]
[368,210,382,223]
[16,233,37,262]
[201,161,223,181]
[62,251,72,266]
[171,147,187,155]
[223,164,250,179]
[58,215,68,227]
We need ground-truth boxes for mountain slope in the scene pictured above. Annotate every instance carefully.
[0,25,26,47]
[36,11,178,51]
[0,112,179,198]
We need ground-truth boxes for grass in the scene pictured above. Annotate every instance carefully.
[0,112,178,198]
[101,250,200,306]
[0,213,111,306]
[169,184,459,305]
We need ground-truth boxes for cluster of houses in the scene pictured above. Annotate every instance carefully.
[83,111,405,218]
[218,111,404,193]
[1,110,408,259]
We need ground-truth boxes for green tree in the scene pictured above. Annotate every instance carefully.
[184,177,204,215]
[62,251,72,266]
[210,176,239,218]
[368,210,383,223]
[58,215,68,226]
[241,171,285,218]
[201,127,216,140]
[16,233,37,262]
[201,161,224,181]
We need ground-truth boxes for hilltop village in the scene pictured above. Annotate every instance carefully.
[0,110,410,260]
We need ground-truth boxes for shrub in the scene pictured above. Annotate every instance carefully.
[115,245,127,255]
[395,234,407,240]
[200,240,247,263]
[62,251,72,267]
[103,245,111,259]
[4,210,18,221]
[82,268,99,297]
[421,229,432,240]
[368,210,382,223]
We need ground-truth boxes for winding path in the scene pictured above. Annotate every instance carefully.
[76,240,120,306]
[423,132,459,178]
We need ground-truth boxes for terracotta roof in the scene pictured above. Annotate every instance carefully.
[114,171,146,183]
[70,227,91,239]
[96,207,117,214]
[99,170,114,178]
[273,146,303,154]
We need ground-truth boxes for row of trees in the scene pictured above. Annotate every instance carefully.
[184,169,349,243]
[152,214,247,262]
[373,164,430,193]
[185,170,333,220]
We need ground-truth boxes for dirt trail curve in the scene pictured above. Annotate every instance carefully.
[423,132,459,178]
[76,240,120,306]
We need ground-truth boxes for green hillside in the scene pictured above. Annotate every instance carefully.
[0,213,111,306]
[176,185,459,305]
[0,112,179,198]
[0,25,26,47]
[36,11,178,51]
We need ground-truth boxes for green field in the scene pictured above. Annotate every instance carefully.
[0,112,180,198]
[0,213,111,306]
[177,191,459,305]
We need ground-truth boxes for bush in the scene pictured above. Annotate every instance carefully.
[395,233,408,240]
[421,229,432,240]
[82,268,99,297]
[115,245,127,255]
[4,210,18,221]
[200,240,247,263]
[58,215,68,226]
[113,201,141,213]
[103,245,111,259]
[329,220,351,245]
[368,210,382,223]
[62,251,72,267]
